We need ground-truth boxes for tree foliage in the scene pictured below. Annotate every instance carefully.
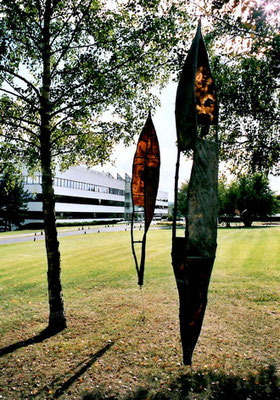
[177,180,189,218]
[177,174,279,228]
[0,0,191,169]
[0,0,278,330]
[213,39,279,175]
[0,166,31,231]
[0,0,192,331]
[185,0,280,175]
[218,173,279,227]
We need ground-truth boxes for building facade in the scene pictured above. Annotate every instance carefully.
[23,166,168,226]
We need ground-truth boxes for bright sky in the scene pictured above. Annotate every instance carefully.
[94,82,193,202]
[3,1,279,200]
[82,0,280,201]
[94,81,280,201]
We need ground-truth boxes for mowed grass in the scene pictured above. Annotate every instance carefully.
[0,227,279,399]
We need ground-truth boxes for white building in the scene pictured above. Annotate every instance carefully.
[23,166,168,226]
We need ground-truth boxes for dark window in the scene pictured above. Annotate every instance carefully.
[109,188,125,196]
[24,211,44,219]
[31,194,124,207]
[55,211,124,219]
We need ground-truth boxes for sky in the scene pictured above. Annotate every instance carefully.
[2,1,279,202]
[94,82,280,201]
[94,83,193,202]
[93,0,280,201]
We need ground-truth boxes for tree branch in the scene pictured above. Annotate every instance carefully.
[0,87,38,110]
[52,148,77,157]
[0,67,40,98]
[2,114,40,128]
[0,121,40,143]
[51,53,138,108]
[50,125,119,145]
[34,0,43,25]
[188,0,275,40]
[50,42,98,55]
[50,96,104,118]
[0,132,39,148]
[0,87,30,103]
[50,114,71,132]
[49,0,86,48]
[50,54,166,118]
[50,0,93,78]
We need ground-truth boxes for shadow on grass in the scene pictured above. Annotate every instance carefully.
[82,364,280,400]
[30,342,114,399]
[51,342,114,399]
[0,326,65,357]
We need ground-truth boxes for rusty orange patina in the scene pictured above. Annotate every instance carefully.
[172,21,219,365]
[132,113,160,230]
[131,113,160,287]
[195,65,217,125]
[175,21,218,152]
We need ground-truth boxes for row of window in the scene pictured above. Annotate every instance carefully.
[25,211,124,220]
[30,194,167,211]
[32,194,125,208]
[23,175,125,196]
[56,212,124,219]
[23,176,42,185]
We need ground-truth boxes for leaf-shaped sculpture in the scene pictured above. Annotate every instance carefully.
[172,21,219,365]
[175,21,218,151]
[131,113,160,287]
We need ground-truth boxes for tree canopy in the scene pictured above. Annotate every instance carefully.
[178,174,278,227]
[0,0,191,170]
[169,0,279,176]
[0,0,279,331]
[1,0,278,174]
[218,173,279,227]
[177,180,189,219]
[206,0,280,175]
[0,0,192,332]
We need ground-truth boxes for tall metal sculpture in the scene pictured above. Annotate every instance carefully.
[131,113,160,286]
[172,21,219,365]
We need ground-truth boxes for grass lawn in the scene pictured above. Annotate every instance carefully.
[0,227,279,399]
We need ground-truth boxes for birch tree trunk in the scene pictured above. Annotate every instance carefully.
[40,0,66,332]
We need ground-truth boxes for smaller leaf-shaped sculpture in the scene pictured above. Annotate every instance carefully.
[131,113,160,286]
[172,21,219,365]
